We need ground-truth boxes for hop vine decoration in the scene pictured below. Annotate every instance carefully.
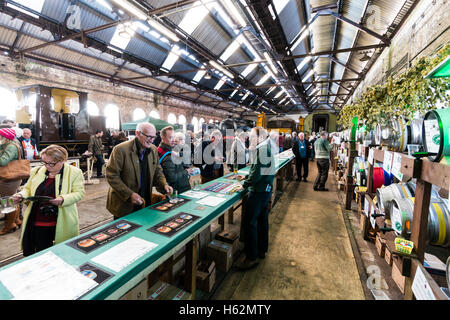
[338,44,450,130]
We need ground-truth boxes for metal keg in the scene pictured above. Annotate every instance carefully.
[375,118,408,152]
[376,182,415,217]
[404,181,442,201]
[408,117,424,145]
[390,197,450,247]
[423,108,450,162]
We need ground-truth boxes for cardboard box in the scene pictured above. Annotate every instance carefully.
[119,279,148,300]
[391,261,405,294]
[215,229,239,255]
[207,240,233,273]
[375,233,386,257]
[210,222,221,242]
[196,260,216,293]
[423,253,447,277]
[384,241,393,266]
[147,280,191,300]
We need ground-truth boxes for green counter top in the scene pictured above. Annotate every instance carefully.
[0,150,294,300]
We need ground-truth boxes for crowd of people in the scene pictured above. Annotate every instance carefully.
[0,118,334,271]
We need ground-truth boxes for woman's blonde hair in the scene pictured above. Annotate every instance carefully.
[40,144,68,162]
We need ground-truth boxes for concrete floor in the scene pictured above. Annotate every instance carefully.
[0,162,407,300]
[212,162,367,300]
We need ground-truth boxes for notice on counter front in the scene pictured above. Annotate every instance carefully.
[383,151,393,174]
[391,152,403,181]
[412,265,437,300]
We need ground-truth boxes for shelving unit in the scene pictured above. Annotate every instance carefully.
[335,141,449,300]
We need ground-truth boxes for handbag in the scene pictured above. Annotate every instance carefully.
[0,143,30,181]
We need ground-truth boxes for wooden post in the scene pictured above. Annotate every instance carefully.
[228,206,234,224]
[184,236,198,299]
[403,178,432,299]
[345,148,357,210]
[218,213,225,231]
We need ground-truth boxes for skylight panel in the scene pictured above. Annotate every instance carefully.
[230,89,238,98]
[178,1,209,35]
[256,73,270,86]
[220,40,240,62]
[241,64,257,78]
[214,76,227,90]
[109,24,134,50]
[273,0,289,14]
[274,90,284,99]
[192,69,207,83]
[161,46,181,71]
[7,0,45,18]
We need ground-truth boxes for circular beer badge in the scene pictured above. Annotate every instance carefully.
[116,223,131,230]
[157,226,171,233]
[78,239,95,248]
[81,270,97,280]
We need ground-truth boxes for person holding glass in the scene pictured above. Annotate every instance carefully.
[12,145,85,256]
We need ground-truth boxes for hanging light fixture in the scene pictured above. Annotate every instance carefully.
[360,52,371,62]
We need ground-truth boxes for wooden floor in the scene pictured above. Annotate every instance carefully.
[212,161,366,300]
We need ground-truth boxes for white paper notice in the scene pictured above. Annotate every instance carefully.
[412,265,436,300]
[368,149,374,165]
[423,119,440,153]
[196,195,227,207]
[181,190,209,199]
[391,152,403,181]
[364,198,369,217]
[383,151,393,174]
[0,251,97,300]
[91,237,158,273]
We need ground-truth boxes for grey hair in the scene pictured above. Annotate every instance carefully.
[136,122,156,132]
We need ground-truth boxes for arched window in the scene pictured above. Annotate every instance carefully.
[199,117,205,130]
[0,87,18,121]
[209,119,214,124]
[149,110,160,119]
[178,114,186,131]
[192,116,199,133]
[167,113,177,124]
[87,101,99,116]
[104,104,120,129]
[133,108,146,121]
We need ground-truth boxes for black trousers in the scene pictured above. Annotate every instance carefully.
[95,154,105,176]
[295,157,309,179]
[242,191,271,260]
[314,158,330,189]
[22,226,56,257]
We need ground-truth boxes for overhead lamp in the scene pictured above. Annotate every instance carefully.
[147,18,180,42]
[111,0,147,20]
[359,52,371,62]
[263,52,278,75]
[204,72,211,80]
[209,60,234,79]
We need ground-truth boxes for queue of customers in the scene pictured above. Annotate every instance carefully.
[1,119,333,273]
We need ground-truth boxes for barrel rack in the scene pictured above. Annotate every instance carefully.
[333,142,449,300]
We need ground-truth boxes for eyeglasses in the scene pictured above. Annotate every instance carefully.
[139,131,156,140]
[41,161,59,167]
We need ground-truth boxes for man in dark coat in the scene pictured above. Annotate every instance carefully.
[293,132,312,182]
[157,126,192,194]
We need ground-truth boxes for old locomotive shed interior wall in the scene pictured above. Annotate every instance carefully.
[0,54,232,125]
[351,0,450,102]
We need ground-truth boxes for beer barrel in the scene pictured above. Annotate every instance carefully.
[375,118,409,152]
[376,182,415,217]
[422,108,450,162]
[390,197,450,247]
[408,117,424,145]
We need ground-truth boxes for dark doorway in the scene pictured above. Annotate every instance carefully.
[313,114,329,133]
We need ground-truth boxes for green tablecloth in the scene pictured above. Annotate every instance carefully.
[0,151,294,300]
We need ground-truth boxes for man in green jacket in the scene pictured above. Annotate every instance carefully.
[313,131,332,191]
[106,122,172,219]
[237,127,275,271]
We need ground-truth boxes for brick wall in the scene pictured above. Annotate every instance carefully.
[0,54,231,128]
